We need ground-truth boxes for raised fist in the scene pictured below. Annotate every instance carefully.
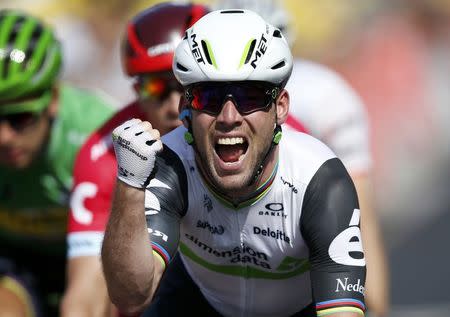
[112,118,163,188]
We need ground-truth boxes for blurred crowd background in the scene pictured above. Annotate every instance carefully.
[2,0,449,316]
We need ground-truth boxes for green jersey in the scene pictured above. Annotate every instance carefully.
[0,84,115,255]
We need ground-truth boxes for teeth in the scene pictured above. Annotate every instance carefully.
[217,137,244,145]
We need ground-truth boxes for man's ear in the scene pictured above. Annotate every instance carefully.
[275,89,289,125]
[47,86,60,118]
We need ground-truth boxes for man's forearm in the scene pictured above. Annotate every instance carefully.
[60,256,112,317]
[352,175,389,317]
[101,181,158,315]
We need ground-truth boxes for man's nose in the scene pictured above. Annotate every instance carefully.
[216,98,243,125]
[166,91,183,115]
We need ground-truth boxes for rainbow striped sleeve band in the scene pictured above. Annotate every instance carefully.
[151,241,171,269]
[316,298,365,316]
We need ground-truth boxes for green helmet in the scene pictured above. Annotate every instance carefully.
[0,9,62,113]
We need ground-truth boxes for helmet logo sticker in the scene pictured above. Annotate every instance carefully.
[190,32,205,64]
[148,42,176,57]
[250,33,268,68]
[0,48,26,64]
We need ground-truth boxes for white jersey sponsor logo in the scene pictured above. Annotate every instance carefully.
[70,182,97,225]
[335,277,365,295]
[328,208,365,266]
[90,136,111,161]
[148,228,168,242]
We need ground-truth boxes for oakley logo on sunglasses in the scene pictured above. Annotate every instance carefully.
[251,33,268,69]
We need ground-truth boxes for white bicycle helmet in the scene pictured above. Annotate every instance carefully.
[172,9,292,87]
[213,0,289,32]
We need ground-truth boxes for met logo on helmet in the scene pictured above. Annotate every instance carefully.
[250,33,267,68]
[190,32,205,64]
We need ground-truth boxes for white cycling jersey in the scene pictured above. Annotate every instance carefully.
[285,60,371,175]
[67,61,371,264]
[144,126,366,317]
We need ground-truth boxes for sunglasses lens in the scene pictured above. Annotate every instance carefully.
[233,85,270,113]
[146,78,165,97]
[191,86,222,113]
[142,76,183,100]
[1,112,37,131]
[189,82,275,115]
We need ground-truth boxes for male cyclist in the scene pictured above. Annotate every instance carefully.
[0,9,114,317]
[103,9,366,317]
[214,1,389,316]
[62,3,209,316]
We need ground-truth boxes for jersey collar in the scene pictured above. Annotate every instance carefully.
[200,161,279,209]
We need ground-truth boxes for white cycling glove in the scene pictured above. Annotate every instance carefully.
[112,118,163,188]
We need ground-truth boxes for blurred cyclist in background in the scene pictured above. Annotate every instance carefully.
[0,9,114,317]
[214,1,390,316]
[62,3,209,316]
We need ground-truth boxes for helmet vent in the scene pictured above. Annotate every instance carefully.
[8,18,25,48]
[273,30,282,38]
[271,60,285,70]
[10,16,26,40]
[220,10,244,14]
[0,60,6,79]
[201,40,213,65]
[176,62,189,72]
[200,40,217,69]
[30,24,44,43]
[24,24,44,69]
[244,39,256,65]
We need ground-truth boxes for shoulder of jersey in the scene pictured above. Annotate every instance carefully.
[161,126,193,161]
[288,59,345,87]
[286,59,366,134]
[279,130,337,182]
[77,102,144,160]
[60,84,117,108]
[287,59,363,109]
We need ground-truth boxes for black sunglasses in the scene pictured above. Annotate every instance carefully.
[185,81,280,115]
[0,111,42,132]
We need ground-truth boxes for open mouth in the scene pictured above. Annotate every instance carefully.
[214,137,248,163]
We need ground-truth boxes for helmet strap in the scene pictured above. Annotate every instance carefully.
[180,108,194,145]
[248,123,282,186]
